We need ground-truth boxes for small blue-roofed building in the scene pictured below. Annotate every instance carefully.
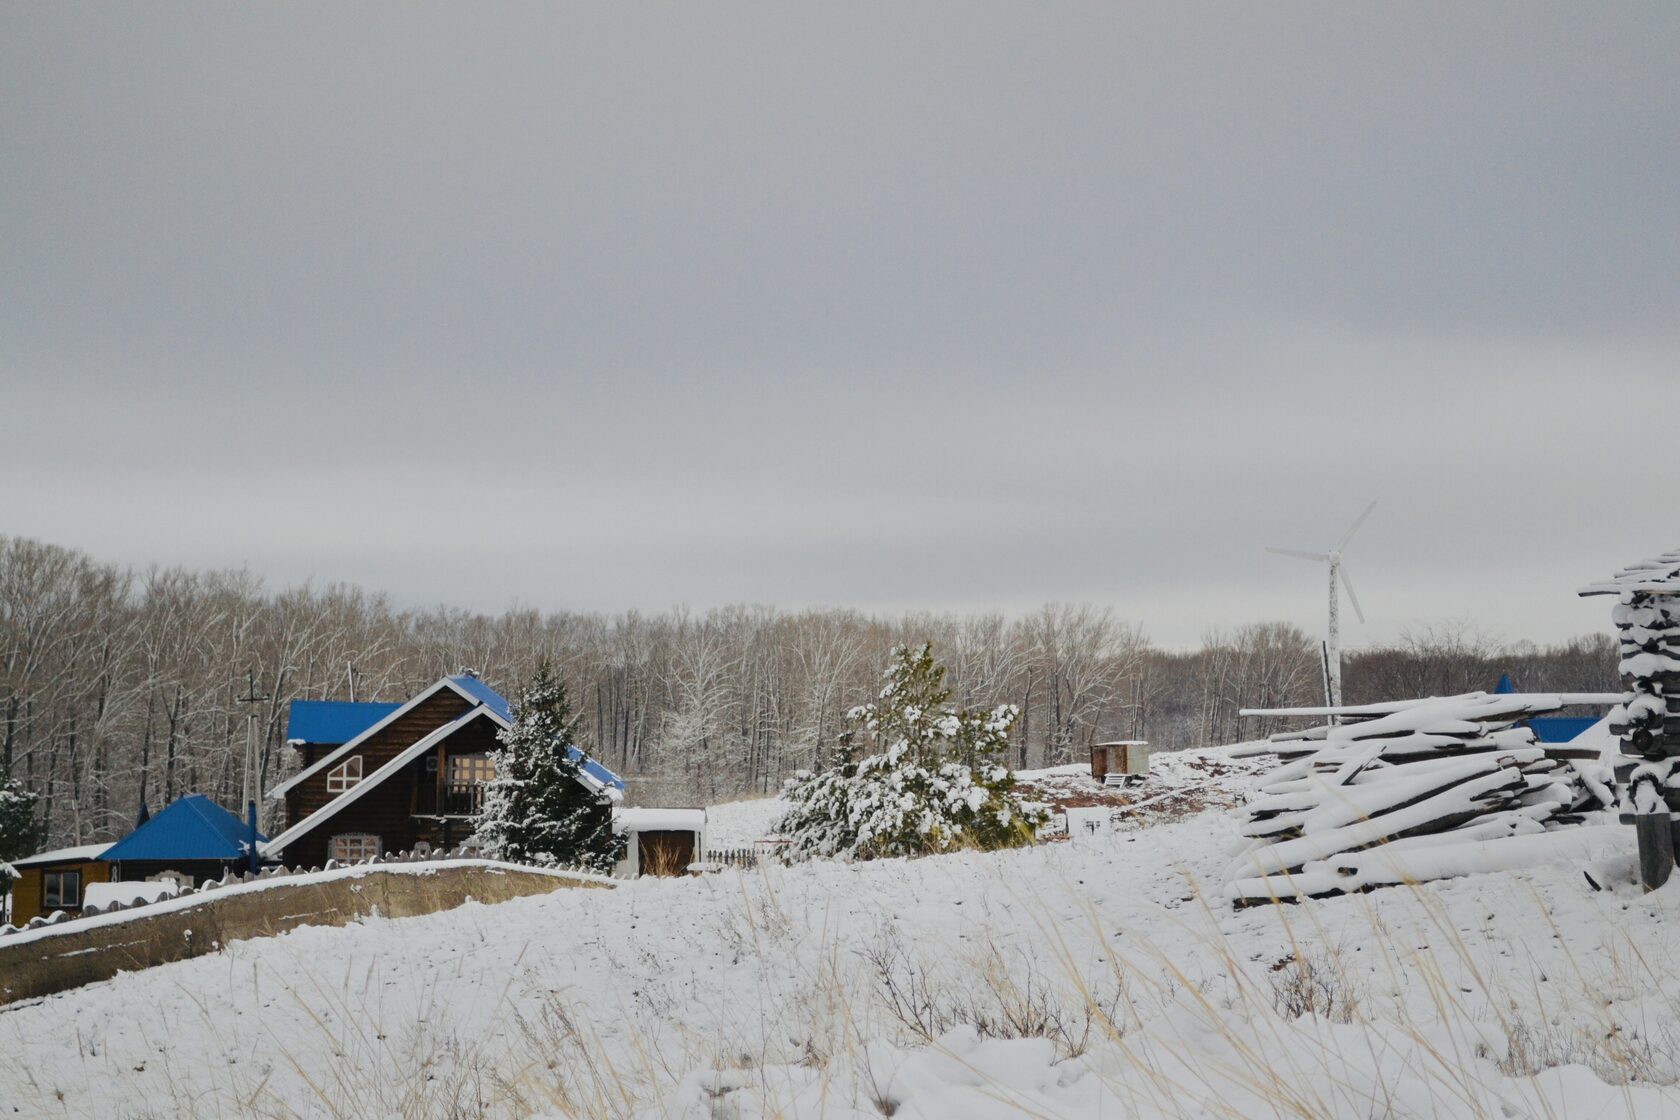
[1494,673,1606,746]
[99,794,268,887]
[263,673,625,869]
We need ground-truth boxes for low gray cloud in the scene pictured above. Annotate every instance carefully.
[3,3,1675,647]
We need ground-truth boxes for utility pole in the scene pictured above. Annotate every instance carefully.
[235,669,270,872]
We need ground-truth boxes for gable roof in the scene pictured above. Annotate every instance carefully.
[449,674,512,721]
[286,700,401,745]
[267,675,512,801]
[100,794,265,864]
[261,704,509,858]
[262,699,627,859]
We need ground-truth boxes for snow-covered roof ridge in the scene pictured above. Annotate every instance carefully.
[1580,548,1680,597]
[12,843,112,867]
[268,675,511,801]
[615,807,706,832]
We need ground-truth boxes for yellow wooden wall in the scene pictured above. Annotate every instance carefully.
[9,861,110,924]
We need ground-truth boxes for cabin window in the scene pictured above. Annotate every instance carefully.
[326,755,363,793]
[330,833,381,863]
[445,754,495,815]
[43,870,82,909]
[448,754,495,787]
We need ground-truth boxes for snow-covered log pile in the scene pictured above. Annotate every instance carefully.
[1580,548,1680,889]
[1225,691,1619,906]
[1581,549,1680,814]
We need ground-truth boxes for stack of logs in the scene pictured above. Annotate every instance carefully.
[1225,691,1618,906]
[1581,548,1680,889]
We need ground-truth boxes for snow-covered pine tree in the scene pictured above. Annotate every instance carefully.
[0,776,43,904]
[0,776,43,865]
[476,661,625,874]
[776,643,1048,860]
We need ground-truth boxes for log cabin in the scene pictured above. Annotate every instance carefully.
[262,674,625,868]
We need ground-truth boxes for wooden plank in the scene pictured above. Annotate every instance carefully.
[1635,813,1675,891]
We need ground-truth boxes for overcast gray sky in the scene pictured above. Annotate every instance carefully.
[2,3,1676,648]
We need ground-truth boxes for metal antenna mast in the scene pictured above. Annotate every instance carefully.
[236,669,271,868]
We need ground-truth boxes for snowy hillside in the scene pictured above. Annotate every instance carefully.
[3,768,1678,1118]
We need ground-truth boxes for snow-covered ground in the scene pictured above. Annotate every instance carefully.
[704,793,791,850]
[4,761,1679,1118]
[1014,744,1272,824]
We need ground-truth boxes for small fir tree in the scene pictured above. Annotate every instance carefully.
[0,776,43,864]
[776,643,1048,860]
[477,662,625,873]
[0,776,44,905]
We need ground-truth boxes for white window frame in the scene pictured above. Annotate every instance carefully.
[43,870,82,909]
[330,833,381,863]
[326,754,363,793]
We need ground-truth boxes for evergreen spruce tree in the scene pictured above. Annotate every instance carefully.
[0,776,44,904]
[0,776,43,864]
[776,643,1048,860]
[477,661,625,873]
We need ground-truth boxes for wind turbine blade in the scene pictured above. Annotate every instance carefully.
[1340,567,1366,624]
[1335,500,1378,552]
[1266,547,1330,562]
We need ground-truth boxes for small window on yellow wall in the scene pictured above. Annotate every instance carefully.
[330,833,380,863]
[326,755,363,793]
[44,870,82,909]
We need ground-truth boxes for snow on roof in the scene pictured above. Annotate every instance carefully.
[448,674,512,721]
[12,843,112,867]
[615,808,706,832]
[268,676,501,800]
[100,794,264,864]
[284,700,401,745]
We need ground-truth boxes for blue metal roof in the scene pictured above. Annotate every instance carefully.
[286,700,400,745]
[1527,716,1601,743]
[449,674,512,721]
[448,676,623,791]
[569,747,626,792]
[100,794,266,863]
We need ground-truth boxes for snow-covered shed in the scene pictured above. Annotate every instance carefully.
[615,808,706,877]
[8,843,112,924]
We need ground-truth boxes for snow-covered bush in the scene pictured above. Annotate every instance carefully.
[776,644,1048,860]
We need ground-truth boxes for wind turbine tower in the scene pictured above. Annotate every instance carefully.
[1266,501,1376,709]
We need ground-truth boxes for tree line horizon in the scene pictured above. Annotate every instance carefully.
[0,534,1619,849]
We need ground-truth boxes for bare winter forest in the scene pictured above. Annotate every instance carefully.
[0,534,1618,847]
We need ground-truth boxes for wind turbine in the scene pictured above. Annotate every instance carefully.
[1266,501,1376,709]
